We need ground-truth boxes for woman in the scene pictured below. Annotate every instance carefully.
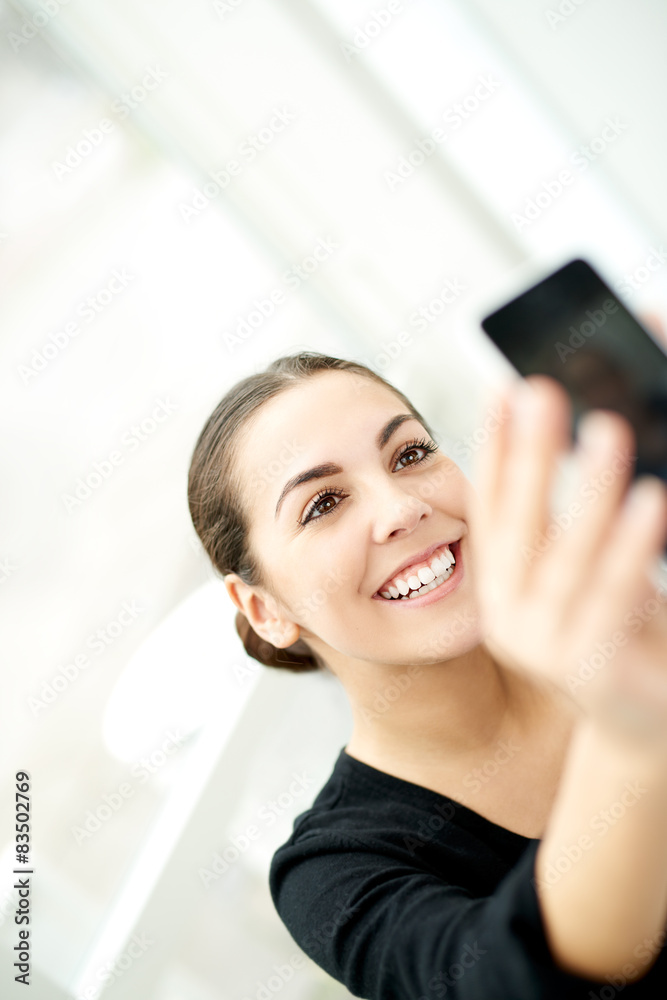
[187,351,667,998]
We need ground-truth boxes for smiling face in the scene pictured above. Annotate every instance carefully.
[227,370,486,672]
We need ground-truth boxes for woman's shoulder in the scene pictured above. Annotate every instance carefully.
[266,750,598,1000]
[270,745,535,896]
[268,746,667,999]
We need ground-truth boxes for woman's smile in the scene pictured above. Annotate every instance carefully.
[371,538,464,608]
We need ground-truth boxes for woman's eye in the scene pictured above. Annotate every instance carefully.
[392,437,438,471]
[395,446,425,468]
[299,437,438,527]
[301,487,347,525]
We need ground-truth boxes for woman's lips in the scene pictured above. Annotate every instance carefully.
[372,539,464,607]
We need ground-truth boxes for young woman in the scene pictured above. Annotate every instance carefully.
[187,351,667,998]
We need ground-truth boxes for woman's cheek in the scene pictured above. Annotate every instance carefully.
[289,573,346,625]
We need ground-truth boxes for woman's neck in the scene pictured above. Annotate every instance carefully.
[342,643,562,775]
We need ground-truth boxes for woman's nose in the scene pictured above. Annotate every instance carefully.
[371,482,433,539]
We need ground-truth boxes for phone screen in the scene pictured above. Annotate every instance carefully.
[481,258,667,488]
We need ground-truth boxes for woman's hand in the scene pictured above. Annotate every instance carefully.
[469,372,667,754]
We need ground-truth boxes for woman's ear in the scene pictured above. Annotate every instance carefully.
[224,573,300,648]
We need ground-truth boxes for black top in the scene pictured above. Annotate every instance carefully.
[269,746,667,999]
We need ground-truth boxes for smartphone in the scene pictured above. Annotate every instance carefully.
[480,258,667,488]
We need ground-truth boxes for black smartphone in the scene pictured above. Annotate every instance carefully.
[480,258,667,490]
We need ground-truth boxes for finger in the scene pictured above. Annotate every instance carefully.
[536,408,636,621]
[495,375,572,592]
[470,382,514,523]
[639,311,667,351]
[469,382,514,562]
[604,554,667,708]
[570,475,667,661]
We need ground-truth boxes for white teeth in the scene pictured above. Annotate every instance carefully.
[377,542,458,600]
[380,564,454,601]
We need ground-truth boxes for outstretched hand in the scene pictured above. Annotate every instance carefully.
[469,372,667,754]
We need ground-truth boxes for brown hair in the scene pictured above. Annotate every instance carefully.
[187,351,437,672]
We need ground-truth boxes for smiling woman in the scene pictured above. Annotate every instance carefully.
[187,351,444,672]
[187,351,667,999]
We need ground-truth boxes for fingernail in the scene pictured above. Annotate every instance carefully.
[624,476,666,517]
[577,412,618,455]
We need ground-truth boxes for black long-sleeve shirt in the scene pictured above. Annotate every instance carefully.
[269,746,667,999]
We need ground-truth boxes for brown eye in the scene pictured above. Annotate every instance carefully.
[393,437,439,471]
[397,447,423,467]
[298,436,438,528]
[300,486,348,526]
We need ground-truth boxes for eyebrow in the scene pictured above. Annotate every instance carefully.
[274,413,418,520]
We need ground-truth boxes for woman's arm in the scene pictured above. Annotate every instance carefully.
[535,712,667,982]
[470,372,667,983]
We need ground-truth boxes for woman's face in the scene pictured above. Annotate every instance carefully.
[234,370,486,670]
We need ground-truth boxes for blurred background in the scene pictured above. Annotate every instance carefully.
[2,0,667,997]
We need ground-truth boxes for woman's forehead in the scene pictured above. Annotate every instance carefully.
[245,371,402,441]
[236,373,413,507]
